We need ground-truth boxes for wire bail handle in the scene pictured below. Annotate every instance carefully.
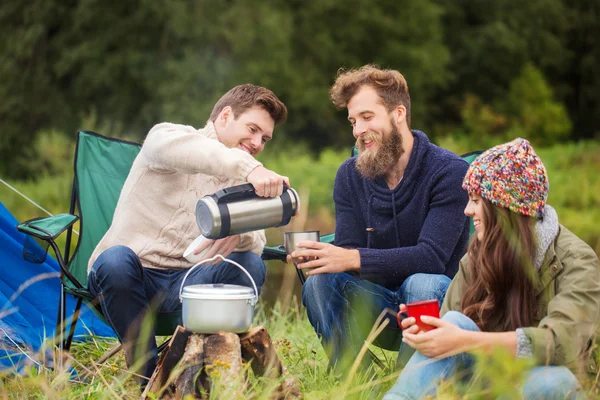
[178,254,258,305]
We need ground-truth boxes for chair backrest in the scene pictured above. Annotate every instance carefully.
[67,131,141,286]
[459,150,483,165]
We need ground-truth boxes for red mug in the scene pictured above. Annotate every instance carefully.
[396,299,440,332]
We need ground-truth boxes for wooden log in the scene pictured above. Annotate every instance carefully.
[142,326,300,399]
[239,326,280,377]
[174,334,205,397]
[239,326,301,399]
[142,326,191,399]
[202,332,244,390]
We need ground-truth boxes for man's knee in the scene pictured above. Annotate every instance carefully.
[302,274,339,311]
[303,274,340,302]
[90,245,142,290]
[225,251,266,290]
[403,273,451,302]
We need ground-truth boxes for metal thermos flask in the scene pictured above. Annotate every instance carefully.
[196,183,300,239]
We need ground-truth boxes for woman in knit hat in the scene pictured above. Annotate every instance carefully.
[385,138,600,400]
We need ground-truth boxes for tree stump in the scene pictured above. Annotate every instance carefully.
[240,326,301,399]
[141,325,301,399]
[173,334,204,396]
[201,332,245,393]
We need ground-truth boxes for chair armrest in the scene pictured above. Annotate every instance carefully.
[320,233,335,244]
[261,233,336,262]
[261,244,286,261]
[17,213,79,241]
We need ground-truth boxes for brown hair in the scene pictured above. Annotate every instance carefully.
[209,84,287,125]
[461,199,538,332]
[329,64,411,128]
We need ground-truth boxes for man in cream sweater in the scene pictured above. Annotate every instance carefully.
[87,84,289,381]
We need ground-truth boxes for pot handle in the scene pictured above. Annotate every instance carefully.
[178,254,259,305]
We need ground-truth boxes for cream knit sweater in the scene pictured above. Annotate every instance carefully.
[87,122,266,273]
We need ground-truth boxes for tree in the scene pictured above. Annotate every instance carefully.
[435,0,598,140]
[0,0,171,178]
[154,0,451,150]
[503,64,571,146]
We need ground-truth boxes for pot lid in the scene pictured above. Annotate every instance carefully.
[181,283,255,300]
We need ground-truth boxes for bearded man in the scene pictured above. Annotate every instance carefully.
[289,65,470,372]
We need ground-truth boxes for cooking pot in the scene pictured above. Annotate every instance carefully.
[179,254,258,333]
[196,183,300,239]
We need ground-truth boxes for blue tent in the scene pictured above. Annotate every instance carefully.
[0,202,114,371]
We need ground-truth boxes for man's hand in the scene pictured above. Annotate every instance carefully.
[194,235,241,264]
[247,166,290,198]
[288,241,360,276]
[401,316,469,359]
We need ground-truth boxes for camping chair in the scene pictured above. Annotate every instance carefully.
[13,129,349,367]
[261,148,483,360]
[16,131,181,362]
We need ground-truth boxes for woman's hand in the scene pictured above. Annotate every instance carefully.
[401,316,469,359]
[397,304,423,335]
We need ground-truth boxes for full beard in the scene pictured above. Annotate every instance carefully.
[355,122,404,180]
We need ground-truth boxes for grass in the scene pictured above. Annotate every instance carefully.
[2,300,600,399]
[0,301,399,399]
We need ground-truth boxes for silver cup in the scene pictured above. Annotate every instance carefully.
[284,231,320,284]
[284,231,320,254]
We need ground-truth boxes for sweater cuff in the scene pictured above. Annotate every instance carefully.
[356,248,379,281]
[516,328,533,359]
[235,151,262,179]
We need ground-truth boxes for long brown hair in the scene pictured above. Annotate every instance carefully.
[461,199,538,331]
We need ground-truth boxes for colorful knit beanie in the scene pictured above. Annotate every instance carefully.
[462,138,548,218]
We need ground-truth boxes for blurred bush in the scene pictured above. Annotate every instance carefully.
[438,63,572,151]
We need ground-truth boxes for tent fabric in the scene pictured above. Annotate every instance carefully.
[0,201,114,371]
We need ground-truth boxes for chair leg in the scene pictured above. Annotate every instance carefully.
[55,284,66,370]
[295,266,306,285]
[64,297,83,352]
[366,348,386,370]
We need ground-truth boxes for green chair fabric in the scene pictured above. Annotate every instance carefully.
[17,214,79,240]
[16,131,186,349]
[69,131,142,286]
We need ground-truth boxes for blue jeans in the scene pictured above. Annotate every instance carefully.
[88,245,266,380]
[302,272,451,371]
[384,311,584,400]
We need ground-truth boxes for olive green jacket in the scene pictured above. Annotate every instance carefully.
[441,225,600,378]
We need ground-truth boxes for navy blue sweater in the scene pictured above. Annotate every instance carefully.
[333,130,470,289]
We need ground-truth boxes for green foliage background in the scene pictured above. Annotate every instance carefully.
[1,2,600,397]
[2,0,599,177]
